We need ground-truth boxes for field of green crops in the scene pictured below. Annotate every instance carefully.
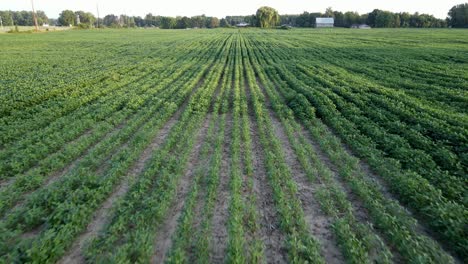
[0,28,467,263]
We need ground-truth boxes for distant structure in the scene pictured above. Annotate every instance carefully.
[316,17,334,28]
[76,14,80,25]
[351,24,371,29]
[236,22,249,27]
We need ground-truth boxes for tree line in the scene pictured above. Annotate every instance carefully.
[254,7,449,28]
[1,3,467,29]
[0,10,48,26]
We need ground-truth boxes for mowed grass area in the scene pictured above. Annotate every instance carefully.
[0,28,467,263]
[0,25,71,33]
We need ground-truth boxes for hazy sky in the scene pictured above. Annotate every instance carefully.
[3,0,461,19]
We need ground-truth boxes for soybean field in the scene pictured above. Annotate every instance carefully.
[0,28,467,263]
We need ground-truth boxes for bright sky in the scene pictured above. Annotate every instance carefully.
[3,0,461,19]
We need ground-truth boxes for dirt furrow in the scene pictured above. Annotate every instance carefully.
[253,76,343,262]
[248,114,288,263]
[269,113,345,263]
[298,122,406,261]
[151,115,212,263]
[209,113,232,263]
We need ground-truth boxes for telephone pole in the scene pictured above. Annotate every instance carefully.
[31,0,39,31]
[96,3,100,28]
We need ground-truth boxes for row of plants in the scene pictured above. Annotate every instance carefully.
[0,52,213,216]
[0,35,230,263]
[244,36,394,263]
[166,35,233,263]
[226,36,264,263]
[84,34,234,262]
[246,32,465,260]
[288,63,466,204]
[240,34,325,263]
[0,35,225,180]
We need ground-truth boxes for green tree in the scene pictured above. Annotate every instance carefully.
[220,18,228,27]
[447,3,468,28]
[177,16,191,29]
[75,11,96,26]
[400,12,411,27]
[191,15,206,28]
[375,11,395,27]
[367,9,382,27]
[161,16,176,29]
[0,11,13,26]
[325,7,334,17]
[208,17,219,28]
[103,14,119,27]
[35,11,48,25]
[58,10,75,26]
[333,11,345,26]
[394,14,401,28]
[256,6,280,28]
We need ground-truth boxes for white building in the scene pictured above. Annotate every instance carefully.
[316,17,334,28]
[351,24,371,29]
[236,22,249,27]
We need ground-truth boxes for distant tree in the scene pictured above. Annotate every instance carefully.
[367,9,382,27]
[36,11,49,25]
[325,7,334,17]
[144,13,155,26]
[208,17,219,28]
[58,10,75,26]
[127,16,136,27]
[134,16,144,27]
[220,18,228,27]
[344,11,361,27]
[177,16,191,28]
[376,11,396,27]
[296,12,310,27]
[0,11,13,26]
[447,3,468,28]
[161,16,176,29]
[75,11,95,26]
[279,14,298,26]
[191,15,205,28]
[394,14,401,28]
[256,6,280,28]
[48,18,58,26]
[6,10,48,26]
[360,14,368,24]
[103,14,119,27]
[333,11,345,27]
[245,15,257,26]
[400,12,411,27]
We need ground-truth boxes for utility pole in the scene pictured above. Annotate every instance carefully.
[31,0,39,31]
[96,3,100,28]
[10,11,14,26]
